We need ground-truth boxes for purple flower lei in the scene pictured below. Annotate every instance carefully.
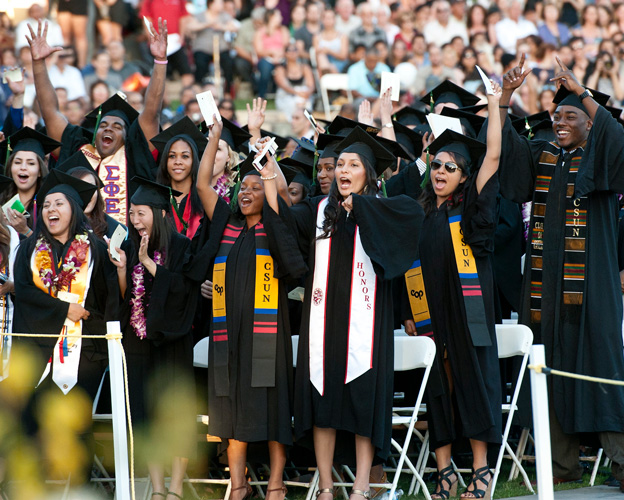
[130,250,164,339]
[214,173,232,204]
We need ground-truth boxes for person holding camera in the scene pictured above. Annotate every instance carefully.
[586,50,624,104]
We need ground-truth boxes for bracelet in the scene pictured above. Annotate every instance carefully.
[383,122,393,128]
[154,58,168,65]
[499,105,510,109]
[261,173,278,180]
[24,229,33,237]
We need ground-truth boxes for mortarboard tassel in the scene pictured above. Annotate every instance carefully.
[32,194,37,228]
[91,106,103,147]
[169,188,188,231]
[524,118,534,140]
[381,177,387,198]
[5,137,10,167]
[429,92,435,114]
[229,171,241,210]
[420,148,431,189]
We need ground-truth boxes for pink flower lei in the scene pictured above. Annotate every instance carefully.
[130,251,165,339]
[35,234,90,296]
[214,173,233,203]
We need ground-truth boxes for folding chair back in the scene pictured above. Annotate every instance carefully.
[194,337,209,368]
[320,73,352,120]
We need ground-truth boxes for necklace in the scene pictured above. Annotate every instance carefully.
[130,250,165,339]
[34,234,90,296]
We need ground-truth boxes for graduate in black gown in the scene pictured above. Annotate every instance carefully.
[107,177,199,500]
[191,119,305,500]
[13,170,117,486]
[414,80,503,500]
[277,127,423,500]
[498,55,624,483]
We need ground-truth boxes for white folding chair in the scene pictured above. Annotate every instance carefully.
[491,324,535,497]
[319,73,352,120]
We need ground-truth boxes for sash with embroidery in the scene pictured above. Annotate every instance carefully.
[32,238,93,394]
[404,205,490,346]
[211,218,279,396]
[529,146,587,323]
[309,197,377,396]
[79,144,128,225]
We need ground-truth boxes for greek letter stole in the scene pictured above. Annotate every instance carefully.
[79,144,128,225]
[529,145,587,323]
[309,197,377,396]
[211,218,279,397]
[404,205,491,346]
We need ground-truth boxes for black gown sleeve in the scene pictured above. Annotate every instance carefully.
[461,173,500,258]
[59,124,91,162]
[126,121,159,195]
[351,194,424,280]
[385,160,423,200]
[498,116,549,204]
[145,232,201,346]
[575,106,624,197]
[279,196,319,262]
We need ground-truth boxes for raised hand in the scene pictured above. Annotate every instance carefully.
[208,114,223,141]
[25,20,62,61]
[138,234,150,265]
[358,99,374,126]
[5,68,25,96]
[550,55,583,94]
[487,80,503,103]
[148,17,168,61]
[379,88,394,124]
[502,53,532,92]
[246,97,267,132]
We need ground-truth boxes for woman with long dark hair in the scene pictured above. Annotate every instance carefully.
[108,176,200,500]
[270,127,423,500]
[192,119,304,500]
[152,117,207,240]
[410,81,503,500]
[13,170,116,485]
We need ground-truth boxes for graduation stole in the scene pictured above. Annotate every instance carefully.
[31,235,93,394]
[211,218,279,397]
[79,144,128,225]
[172,196,202,240]
[529,146,587,324]
[404,206,490,346]
[309,197,377,396]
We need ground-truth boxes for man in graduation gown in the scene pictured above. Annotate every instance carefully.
[498,54,624,485]
[26,19,168,225]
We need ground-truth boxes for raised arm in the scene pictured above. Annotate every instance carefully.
[246,97,267,148]
[196,117,223,220]
[25,21,67,144]
[476,80,502,194]
[500,53,532,128]
[138,17,168,151]
[255,145,280,215]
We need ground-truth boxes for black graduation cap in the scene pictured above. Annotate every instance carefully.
[606,105,624,125]
[334,126,396,176]
[241,125,290,150]
[55,151,104,188]
[281,164,312,190]
[440,106,486,138]
[84,93,140,129]
[511,110,552,134]
[519,119,555,141]
[419,80,480,110]
[237,154,261,179]
[0,127,61,161]
[428,129,486,172]
[459,103,488,115]
[375,135,413,163]
[150,116,208,156]
[219,117,252,152]
[0,174,14,197]
[393,121,424,159]
[552,86,610,115]
[326,116,379,137]
[130,176,182,212]
[316,133,342,159]
[394,106,428,128]
[37,169,97,209]
[280,137,315,169]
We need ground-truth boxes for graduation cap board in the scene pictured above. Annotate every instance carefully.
[511,110,552,134]
[37,169,97,210]
[130,176,182,212]
[428,129,486,173]
[552,86,610,115]
[326,116,380,137]
[150,116,208,156]
[84,92,140,130]
[0,127,61,164]
[280,137,316,170]
[282,164,312,189]
[55,151,104,188]
[519,119,555,141]
[394,106,428,128]
[440,106,486,138]
[218,117,253,152]
[393,121,424,159]
[419,80,480,111]
[333,126,396,177]
[316,133,343,160]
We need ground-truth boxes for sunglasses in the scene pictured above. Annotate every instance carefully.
[430,159,463,173]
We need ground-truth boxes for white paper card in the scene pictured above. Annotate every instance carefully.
[196,90,221,126]
[109,225,127,262]
[380,72,401,101]
[475,65,494,95]
[143,16,155,36]
[2,68,22,84]
[253,137,277,171]
[2,194,25,219]
[426,114,463,138]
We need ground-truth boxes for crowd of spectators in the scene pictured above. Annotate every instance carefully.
[1,0,624,131]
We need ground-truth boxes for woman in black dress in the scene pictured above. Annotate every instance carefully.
[414,81,503,500]
[271,127,424,500]
[194,121,305,500]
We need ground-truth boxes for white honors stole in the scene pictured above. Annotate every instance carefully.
[33,250,94,395]
[0,226,18,382]
[309,197,377,395]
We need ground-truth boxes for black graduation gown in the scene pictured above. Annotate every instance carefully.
[419,176,502,449]
[194,197,306,444]
[13,235,118,400]
[498,107,624,433]
[286,194,423,459]
[120,231,199,456]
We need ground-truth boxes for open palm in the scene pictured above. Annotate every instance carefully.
[25,20,62,61]
[147,17,168,61]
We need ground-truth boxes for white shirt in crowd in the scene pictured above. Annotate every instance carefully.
[495,16,538,54]
[423,18,469,47]
[15,18,64,52]
[48,64,87,101]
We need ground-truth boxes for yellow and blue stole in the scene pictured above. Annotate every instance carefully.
[212,219,279,396]
[405,207,490,346]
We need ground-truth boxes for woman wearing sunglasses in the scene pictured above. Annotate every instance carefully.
[408,80,503,500]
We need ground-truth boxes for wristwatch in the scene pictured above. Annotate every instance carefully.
[578,89,593,100]
[383,122,393,128]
